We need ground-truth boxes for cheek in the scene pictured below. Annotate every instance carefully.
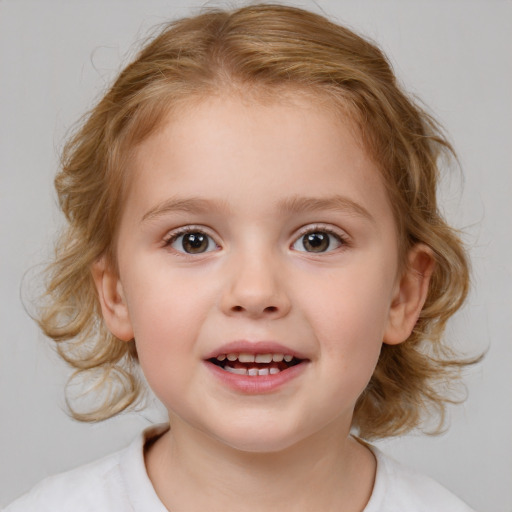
[122,280,199,379]
[303,270,394,344]
[300,268,393,389]
[124,263,205,336]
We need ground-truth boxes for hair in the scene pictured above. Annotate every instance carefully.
[39,3,474,439]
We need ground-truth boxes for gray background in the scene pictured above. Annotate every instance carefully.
[1,1,511,510]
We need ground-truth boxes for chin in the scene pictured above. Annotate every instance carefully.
[208,421,310,454]
[223,437,299,454]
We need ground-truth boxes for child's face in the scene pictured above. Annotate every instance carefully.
[97,93,423,452]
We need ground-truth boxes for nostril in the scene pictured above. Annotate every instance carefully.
[230,305,278,314]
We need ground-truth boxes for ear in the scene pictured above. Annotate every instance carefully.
[91,257,134,342]
[383,244,435,345]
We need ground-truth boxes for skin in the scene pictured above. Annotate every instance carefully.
[94,93,433,512]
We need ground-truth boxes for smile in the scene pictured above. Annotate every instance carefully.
[204,342,309,393]
[209,353,302,376]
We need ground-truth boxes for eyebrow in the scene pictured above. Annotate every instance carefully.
[141,197,230,222]
[278,195,375,223]
[141,194,374,223]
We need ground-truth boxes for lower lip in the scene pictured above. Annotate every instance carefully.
[204,361,308,394]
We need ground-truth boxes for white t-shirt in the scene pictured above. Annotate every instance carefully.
[3,425,476,512]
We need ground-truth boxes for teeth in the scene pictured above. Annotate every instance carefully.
[255,353,272,363]
[238,353,255,363]
[217,352,292,362]
[223,365,282,376]
[224,366,247,375]
[216,352,298,373]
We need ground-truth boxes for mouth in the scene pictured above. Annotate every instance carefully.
[208,352,304,376]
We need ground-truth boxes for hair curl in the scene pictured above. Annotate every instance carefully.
[39,3,475,438]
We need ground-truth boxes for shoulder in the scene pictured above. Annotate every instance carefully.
[2,425,169,512]
[3,448,129,512]
[365,447,477,512]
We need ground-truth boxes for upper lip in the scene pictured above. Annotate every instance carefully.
[204,341,309,360]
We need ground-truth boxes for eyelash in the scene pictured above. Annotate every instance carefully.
[163,226,219,255]
[162,224,349,255]
[292,225,349,254]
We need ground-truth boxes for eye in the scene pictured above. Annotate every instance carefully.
[168,230,218,254]
[292,229,345,253]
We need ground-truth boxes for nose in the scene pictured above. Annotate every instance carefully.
[220,251,291,319]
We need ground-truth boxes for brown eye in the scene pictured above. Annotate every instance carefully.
[170,231,215,254]
[303,232,329,252]
[292,230,343,253]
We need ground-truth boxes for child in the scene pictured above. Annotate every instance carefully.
[4,4,478,511]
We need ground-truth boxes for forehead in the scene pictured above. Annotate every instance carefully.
[122,93,393,227]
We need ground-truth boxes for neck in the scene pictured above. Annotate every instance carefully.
[145,417,376,512]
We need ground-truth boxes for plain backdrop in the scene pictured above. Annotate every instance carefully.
[1,1,511,510]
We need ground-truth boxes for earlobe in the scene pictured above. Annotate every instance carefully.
[91,258,134,342]
[383,244,435,346]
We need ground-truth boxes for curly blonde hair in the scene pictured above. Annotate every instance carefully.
[39,3,474,438]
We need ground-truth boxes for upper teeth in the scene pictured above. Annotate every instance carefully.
[216,353,293,363]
